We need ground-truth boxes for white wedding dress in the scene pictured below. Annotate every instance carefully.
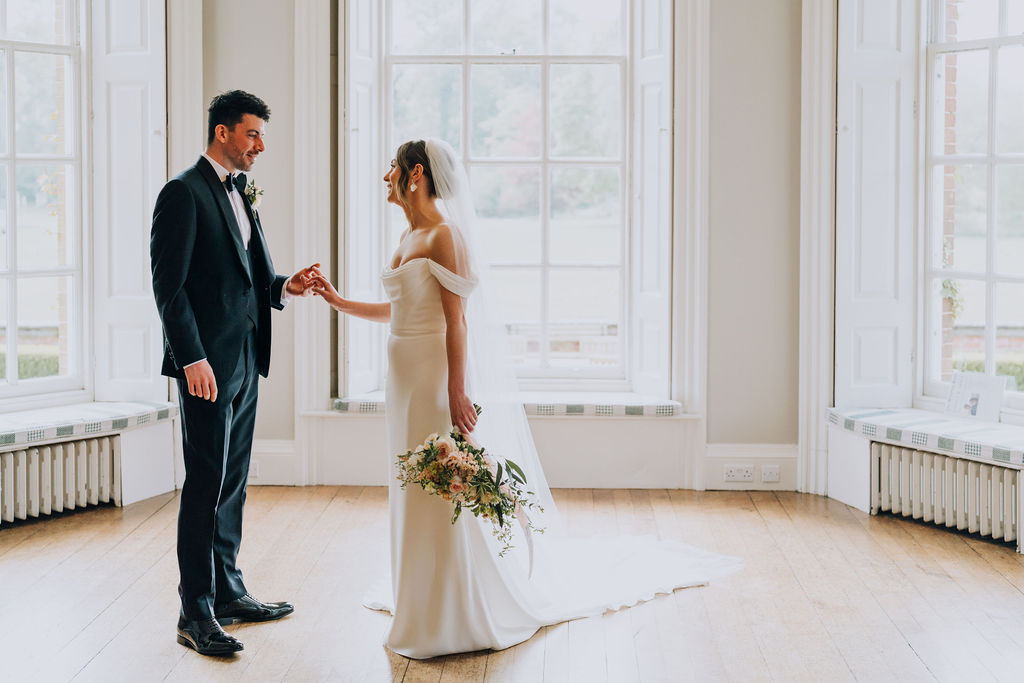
[363,256,742,659]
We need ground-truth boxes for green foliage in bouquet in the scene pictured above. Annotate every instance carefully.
[395,404,544,556]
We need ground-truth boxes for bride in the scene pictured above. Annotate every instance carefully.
[310,138,740,659]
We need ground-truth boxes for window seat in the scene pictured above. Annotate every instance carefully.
[331,392,683,417]
[0,401,178,449]
[826,406,1024,467]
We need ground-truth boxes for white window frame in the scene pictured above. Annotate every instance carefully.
[0,3,88,403]
[342,0,673,398]
[920,0,1024,416]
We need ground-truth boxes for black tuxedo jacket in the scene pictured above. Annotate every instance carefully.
[151,156,287,384]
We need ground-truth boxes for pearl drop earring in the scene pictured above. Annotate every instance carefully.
[409,182,418,192]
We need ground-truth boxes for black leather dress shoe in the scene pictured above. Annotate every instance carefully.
[176,615,244,656]
[214,593,295,625]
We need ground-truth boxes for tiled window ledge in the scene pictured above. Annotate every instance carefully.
[0,401,178,449]
[332,392,684,418]
[827,406,1024,467]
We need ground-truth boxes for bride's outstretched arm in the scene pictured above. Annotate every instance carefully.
[309,270,391,323]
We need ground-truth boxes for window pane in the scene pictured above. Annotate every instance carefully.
[471,0,541,55]
[936,278,986,378]
[390,0,462,55]
[547,269,620,369]
[997,46,1024,153]
[490,267,541,368]
[0,164,7,270]
[550,167,621,264]
[996,165,1024,276]
[935,50,988,155]
[996,283,1024,391]
[15,52,73,156]
[0,52,7,155]
[548,0,624,55]
[471,165,540,263]
[392,64,462,153]
[936,165,986,272]
[17,164,74,269]
[550,64,621,158]
[470,65,541,158]
[17,275,71,380]
[1010,1,1024,36]
[943,0,999,41]
[4,0,71,44]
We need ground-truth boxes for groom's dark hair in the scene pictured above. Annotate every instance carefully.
[207,90,271,144]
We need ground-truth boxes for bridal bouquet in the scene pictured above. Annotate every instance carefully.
[395,406,543,556]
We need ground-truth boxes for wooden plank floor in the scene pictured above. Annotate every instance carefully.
[3,488,1024,681]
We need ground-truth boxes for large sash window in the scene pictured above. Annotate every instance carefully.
[0,1,83,398]
[342,0,672,395]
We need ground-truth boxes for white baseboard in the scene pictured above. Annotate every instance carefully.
[249,439,302,485]
[704,443,799,491]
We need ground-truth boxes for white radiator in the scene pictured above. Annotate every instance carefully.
[871,442,1022,550]
[0,436,122,525]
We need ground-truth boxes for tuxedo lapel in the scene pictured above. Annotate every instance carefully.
[239,193,274,277]
[196,157,252,285]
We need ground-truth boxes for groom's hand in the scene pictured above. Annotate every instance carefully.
[286,262,321,296]
[184,360,218,402]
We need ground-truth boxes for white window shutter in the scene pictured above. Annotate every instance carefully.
[343,0,383,395]
[91,0,167,402]
[834,0,917,408]
[630,0,673,397]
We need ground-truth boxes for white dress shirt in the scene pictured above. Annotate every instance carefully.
[203,152,253,248]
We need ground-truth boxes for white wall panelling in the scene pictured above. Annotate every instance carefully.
[671,0,710,489]
[631,0,673,398]
[91,0,167,402]
[825,423,871,513]
[307,412,701,489]
[119,419,176,504]
[293,0,333,485]
[797,0,836,496]
[341,0,383,397]
[834,0,918,408]
[166,0,204,177]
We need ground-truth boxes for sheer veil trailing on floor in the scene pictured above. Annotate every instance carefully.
[363,138,741,657]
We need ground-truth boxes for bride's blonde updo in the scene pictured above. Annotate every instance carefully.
[394,140,437,205]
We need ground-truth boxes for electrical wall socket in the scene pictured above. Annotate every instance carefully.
[248,461,260,480]
[761,464,781,483]
[724,464,754,482]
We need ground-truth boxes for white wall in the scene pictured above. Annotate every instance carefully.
[706,0,802,446]
[201,0,297,441]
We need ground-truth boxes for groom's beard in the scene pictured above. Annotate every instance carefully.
[227,146,258,172]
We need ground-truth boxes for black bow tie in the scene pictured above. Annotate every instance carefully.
[224,173,247,193]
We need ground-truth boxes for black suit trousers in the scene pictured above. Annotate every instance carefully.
[176,330,259,620]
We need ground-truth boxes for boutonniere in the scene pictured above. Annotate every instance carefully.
[245,179,264,210]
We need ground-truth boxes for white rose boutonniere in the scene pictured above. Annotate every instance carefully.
[245,179,264,210]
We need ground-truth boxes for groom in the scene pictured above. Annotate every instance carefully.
[151,90,318,656]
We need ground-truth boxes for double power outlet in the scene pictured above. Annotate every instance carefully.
[723,463,780,483]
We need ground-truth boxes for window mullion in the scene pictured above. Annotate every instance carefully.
[986,45,998,376]
[539,56,550,371]
[6,43,15,386]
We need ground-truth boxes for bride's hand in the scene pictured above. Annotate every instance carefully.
[449,391,478,435]
[308,271,343,308]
